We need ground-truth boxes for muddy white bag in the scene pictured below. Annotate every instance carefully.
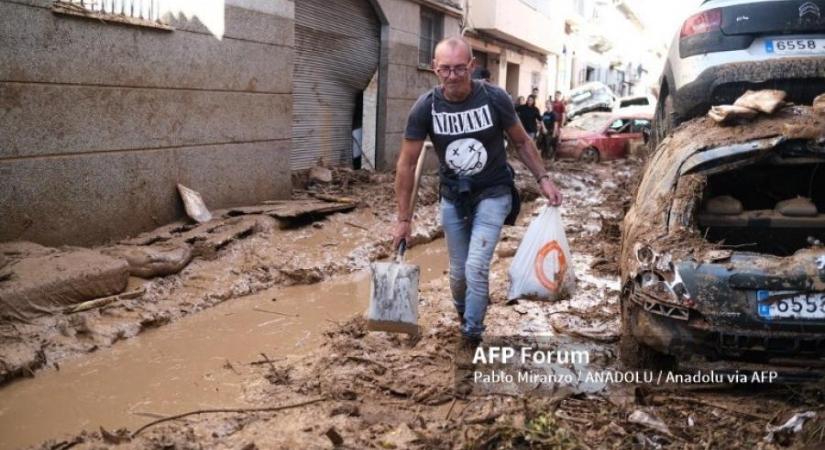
[507,205,576,301]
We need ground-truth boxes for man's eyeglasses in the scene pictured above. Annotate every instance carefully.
[435,65,469,77]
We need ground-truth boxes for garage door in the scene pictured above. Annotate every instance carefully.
[291,0,381,170]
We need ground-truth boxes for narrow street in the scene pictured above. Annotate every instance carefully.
[3,1,825,448]
[2,158,820,449]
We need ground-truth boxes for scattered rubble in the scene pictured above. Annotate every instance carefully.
[733,89,786,114]
[814,93,825,115]
[2,156,824,449]
[101,243,192,278]
[0,246,129,322]
[177,184,212,223]
[709,89,787,123]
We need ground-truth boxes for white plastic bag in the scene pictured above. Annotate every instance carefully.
[507,206,576,301]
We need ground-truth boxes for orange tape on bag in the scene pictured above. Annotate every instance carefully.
[534,241,567,293]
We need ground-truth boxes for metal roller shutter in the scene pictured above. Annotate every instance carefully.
[291,0,380,170]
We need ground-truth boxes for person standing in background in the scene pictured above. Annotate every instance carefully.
[551,91,566,134]
[515,95,541,140]
[471,67,491,83]
[539,99,556,158]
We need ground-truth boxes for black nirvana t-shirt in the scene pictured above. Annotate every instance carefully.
[404,80,517,183]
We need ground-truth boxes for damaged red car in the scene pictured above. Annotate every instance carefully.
[556,112,652,162]
[620,104,825,378]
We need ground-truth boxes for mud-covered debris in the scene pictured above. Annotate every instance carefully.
[705,195,742,215]
[783,122,824,140]
[329,403,360,417]
[628,409,671,436]
[709,90,787,124]
[324,427,344,446]
[814,93,825,114]
[100,426,131,444]
[63,287,145,314]
[0,258,11,282]
[265,200,357,224]
[0,247,129,322]
[550,315,619,343]
[733,89,786,114]
[765,411,816,443]
[708,105,758,123]
[608,421,628,436]
[776,196,818,217]
[379,423,419,449]
[705,249,732,262]
[310,166,334,184]
[102,243,193,278]
[495,241,518,258]
[177,184,212,223]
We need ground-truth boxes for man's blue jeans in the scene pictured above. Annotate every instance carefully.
[441,194,512,339]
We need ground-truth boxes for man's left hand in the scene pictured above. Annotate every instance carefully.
[540,178,563,206]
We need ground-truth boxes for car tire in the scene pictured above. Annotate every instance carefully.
[619,293,676,371]
[651,90,679,151]
[580,147,600,163]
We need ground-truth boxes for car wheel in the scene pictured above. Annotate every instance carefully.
[580,147,600,163]
[651,90,679,151]
[619,292,676,371]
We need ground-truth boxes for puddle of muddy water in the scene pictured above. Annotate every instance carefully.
[0,241,448,450]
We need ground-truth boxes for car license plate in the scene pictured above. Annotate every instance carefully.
[757,290,825,320]
[765,38,825,55]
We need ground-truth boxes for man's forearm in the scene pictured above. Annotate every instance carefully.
[394,139,425,221]
[395,168,415,221]
[515,139,547,180]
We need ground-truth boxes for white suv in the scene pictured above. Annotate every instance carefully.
[653,0,825,145]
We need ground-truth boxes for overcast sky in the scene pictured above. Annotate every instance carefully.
[637,0,705,45]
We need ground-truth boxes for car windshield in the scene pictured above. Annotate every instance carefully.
[567,113,613,132]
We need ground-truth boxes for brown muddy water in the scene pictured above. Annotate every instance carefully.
[0,241,448,449]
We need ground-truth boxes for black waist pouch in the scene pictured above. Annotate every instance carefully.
[504,164,520,226]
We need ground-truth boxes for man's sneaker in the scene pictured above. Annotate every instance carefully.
[454,335,480,370]
[454,336,480,397]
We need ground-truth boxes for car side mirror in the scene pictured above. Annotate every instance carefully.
[606,129,618,135]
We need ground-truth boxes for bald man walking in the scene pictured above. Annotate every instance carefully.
[392,37,562,391]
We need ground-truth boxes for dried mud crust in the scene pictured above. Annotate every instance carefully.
[0,167,446,386]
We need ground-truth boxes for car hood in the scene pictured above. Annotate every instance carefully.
[643,106,825,206]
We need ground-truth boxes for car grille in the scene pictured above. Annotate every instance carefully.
[629,285,690,321]
[714,331,825,357]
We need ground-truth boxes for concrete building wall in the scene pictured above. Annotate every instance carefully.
[0,0,295,246]
[373,0,461,171]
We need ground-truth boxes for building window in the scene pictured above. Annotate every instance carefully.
[419,7,443,67]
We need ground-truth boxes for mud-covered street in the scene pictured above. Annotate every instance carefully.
[0,157,821,450]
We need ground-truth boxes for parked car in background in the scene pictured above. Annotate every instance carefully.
[652,0,825,146]
[566,82,617,119]
[556,111,652,162]
[613,94,657,115]
[620,106,825,376]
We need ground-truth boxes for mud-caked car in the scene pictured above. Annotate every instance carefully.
[620,103,825,376]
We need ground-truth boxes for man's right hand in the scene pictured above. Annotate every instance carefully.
[392,220,412,251]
